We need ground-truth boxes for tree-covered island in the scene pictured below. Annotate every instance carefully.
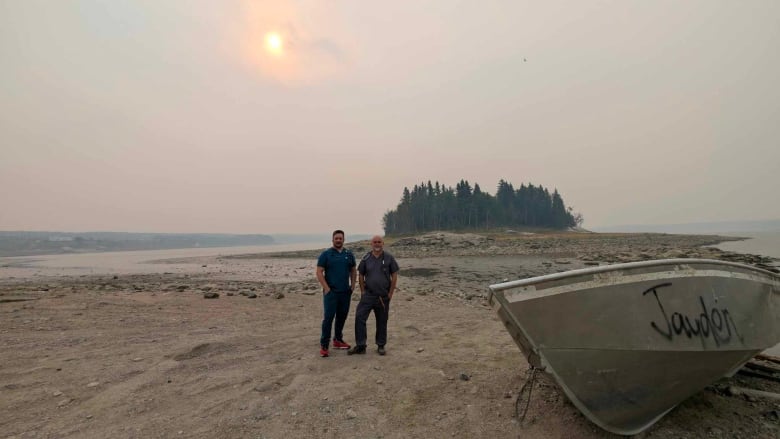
[382,179,583,236]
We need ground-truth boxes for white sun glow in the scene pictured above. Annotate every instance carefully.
[265,33,283,56]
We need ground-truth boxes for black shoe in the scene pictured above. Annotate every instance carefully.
[377,346,386,356]
[347,346,366,355]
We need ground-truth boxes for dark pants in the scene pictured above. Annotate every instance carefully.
[320,291,352,348]
[355,294,391,347]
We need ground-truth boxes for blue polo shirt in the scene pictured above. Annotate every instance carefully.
[317,247,356,293]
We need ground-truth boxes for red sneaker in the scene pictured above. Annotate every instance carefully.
[319,347,329,357]
[333,340,351,350]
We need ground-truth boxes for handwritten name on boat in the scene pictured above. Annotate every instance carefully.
[643,283,743,347]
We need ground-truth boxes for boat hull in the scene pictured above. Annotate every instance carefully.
[488,259,779,435]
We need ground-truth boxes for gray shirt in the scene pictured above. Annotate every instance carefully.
[358,251,399,296]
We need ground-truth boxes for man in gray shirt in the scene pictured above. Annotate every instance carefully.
[348,235,399,356]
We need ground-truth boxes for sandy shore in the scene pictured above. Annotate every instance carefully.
[1,232,778,438]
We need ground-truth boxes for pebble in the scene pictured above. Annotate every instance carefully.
[87,382,99,387]
[459,373,470,381]
[346,409,357,419]
[248,293,257,299]
[53,391,63,397]
[203,292,219,299]
[57,399,71,407]
[417,347,424,353]
[132,358,143,362]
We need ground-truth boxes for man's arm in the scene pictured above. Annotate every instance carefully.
[316,266,330,293]
[357,261,366,296]
[350,266,357,292]
[389,272,398,300]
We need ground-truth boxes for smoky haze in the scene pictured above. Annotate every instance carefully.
[1,1,778,234]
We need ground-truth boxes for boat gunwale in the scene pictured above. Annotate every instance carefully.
[488,258,778,293]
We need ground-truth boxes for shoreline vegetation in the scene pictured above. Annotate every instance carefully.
[1,230,778,438]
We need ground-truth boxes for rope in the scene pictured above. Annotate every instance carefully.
[514,366,538,424]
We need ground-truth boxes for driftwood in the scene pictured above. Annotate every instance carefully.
[755,353,780,365]
[727,386,780,401]
[736,368,780,384]
[745,360,780,375]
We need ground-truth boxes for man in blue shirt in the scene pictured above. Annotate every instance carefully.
[316,230,357,357]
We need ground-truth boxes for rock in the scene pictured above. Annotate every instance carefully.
[226,292,234,296]
[302,290,315,296]
[57,399,71,407]
[459,373,470,381]
[53,391,63,397]
[132,358,143,362]
[273,292,284,299]
[203,292,219,299]
[247,293,257,299]
[417,347,424,353]
[87,382,100,387]
[405,296,414,301]
[763,409,779,420]
[346,409,357,419]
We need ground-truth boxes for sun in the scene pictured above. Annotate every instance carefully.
[265,32,283,56]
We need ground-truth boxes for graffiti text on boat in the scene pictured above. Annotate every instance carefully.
[643,283,743,347]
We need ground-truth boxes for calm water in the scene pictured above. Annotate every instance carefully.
[713,231,780,356]
[714,230,780,259]
[0,242,322,278]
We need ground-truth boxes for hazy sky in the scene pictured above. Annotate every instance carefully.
[1,1,778,234]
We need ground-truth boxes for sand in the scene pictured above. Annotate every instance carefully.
[1,231,778,438]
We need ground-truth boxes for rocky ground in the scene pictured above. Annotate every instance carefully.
[1,231,778,438]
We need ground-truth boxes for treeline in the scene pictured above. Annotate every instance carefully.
[0,231,275,257]
[382,179,582,235]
